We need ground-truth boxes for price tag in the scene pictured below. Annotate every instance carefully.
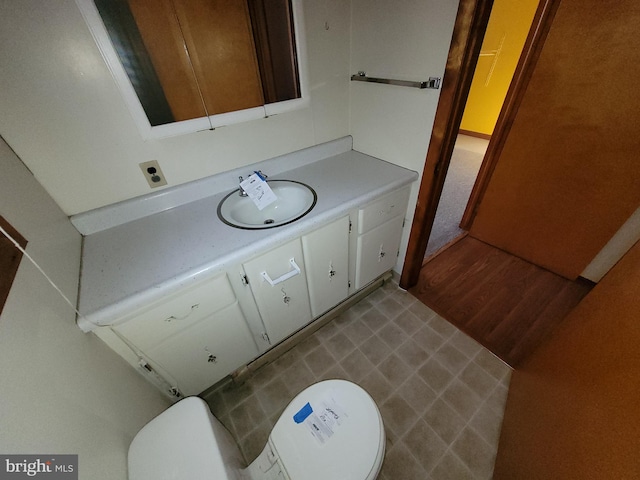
[240,173,277,210]
[293,391,348,446]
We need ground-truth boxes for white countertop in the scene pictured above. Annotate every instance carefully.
[76,138,418,331]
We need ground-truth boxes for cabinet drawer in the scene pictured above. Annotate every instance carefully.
[358,186,410,234]
[113,273,236,351]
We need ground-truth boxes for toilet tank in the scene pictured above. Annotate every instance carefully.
[128,397,244,480]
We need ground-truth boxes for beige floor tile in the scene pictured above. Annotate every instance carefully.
[202,281,512,478]
[431,450,475,480]
[423,397,467,445]
[395,337,431,369]
[403,419,448,472]
[360,306,391,332]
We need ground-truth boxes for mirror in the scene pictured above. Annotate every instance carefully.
[77,0,307,138]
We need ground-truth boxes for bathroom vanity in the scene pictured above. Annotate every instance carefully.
[74,137,417,397]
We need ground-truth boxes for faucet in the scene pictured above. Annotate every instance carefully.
[238,176,248,197]
[238,171,268,197]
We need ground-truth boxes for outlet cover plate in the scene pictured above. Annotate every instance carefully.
[139,160,167,188]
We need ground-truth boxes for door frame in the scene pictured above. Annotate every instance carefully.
[399,0,558,289]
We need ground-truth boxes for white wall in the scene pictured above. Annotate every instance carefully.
[0,2,461,476]
[349,0,460,272]
[0,137,170,479]
[0,0,460,275]
[0,0,352,216]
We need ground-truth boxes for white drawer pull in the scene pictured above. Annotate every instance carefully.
[261,258,301,286]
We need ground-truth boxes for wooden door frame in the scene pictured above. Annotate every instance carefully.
[399,0,558,290]
[399,0,494,289]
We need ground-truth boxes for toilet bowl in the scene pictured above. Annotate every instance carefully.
[128,379,385,480]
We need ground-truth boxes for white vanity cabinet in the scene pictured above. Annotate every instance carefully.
[110,273,259,396]
[355,186,411,289]
[77,141,420,400]
[242,238,312,344]
[301,216,350,317]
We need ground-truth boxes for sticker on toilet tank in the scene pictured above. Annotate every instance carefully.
[293,391,348,445]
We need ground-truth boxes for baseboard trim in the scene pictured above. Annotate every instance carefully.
[200,271,393,395]
[459,129,492,140]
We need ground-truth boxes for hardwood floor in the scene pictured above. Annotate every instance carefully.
[409,235,594,367]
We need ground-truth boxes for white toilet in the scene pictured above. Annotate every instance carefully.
[128,379,386,480]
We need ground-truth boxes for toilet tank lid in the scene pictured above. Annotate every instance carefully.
[128,397,240,480]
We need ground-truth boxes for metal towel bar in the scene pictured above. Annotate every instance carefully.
[350,71,441,89]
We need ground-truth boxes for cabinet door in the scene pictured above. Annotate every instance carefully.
[242,238,312,344]
[145,301,259,396]
[356,215,405,289]
[302,216,350,317]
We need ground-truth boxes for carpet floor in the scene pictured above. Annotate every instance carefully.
[425,134,487,258]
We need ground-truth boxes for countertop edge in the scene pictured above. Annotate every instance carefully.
[71,136,354,235]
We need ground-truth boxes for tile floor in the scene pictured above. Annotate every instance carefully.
[202,281,512,479]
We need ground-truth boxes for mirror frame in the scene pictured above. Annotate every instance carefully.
[76,0,309,139]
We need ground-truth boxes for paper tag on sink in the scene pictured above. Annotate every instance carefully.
[240,173,277,210]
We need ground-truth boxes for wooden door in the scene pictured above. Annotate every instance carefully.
[493,238,640,479]
[172,0,265,114]
[468,0,640,280]
[127,0,264,118]
[126,0,207,121]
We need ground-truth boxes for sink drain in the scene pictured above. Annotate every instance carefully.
[264,219,275,225]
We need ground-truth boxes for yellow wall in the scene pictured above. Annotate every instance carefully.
[460,0,538,136]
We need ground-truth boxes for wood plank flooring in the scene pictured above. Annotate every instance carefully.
[409,235,593,367]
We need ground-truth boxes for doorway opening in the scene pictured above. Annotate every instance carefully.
[425,134,487,258]
[402,0,602,366]
[424,0,538,260]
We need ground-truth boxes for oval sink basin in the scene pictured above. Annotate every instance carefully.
[217,180,317,229]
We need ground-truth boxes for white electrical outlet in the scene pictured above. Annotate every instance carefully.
[139,160,167,188]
